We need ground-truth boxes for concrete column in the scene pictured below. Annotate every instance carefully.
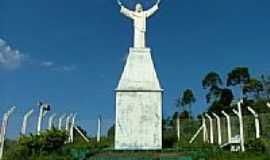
[0,106,16,160]
[21,109,34,135]
[221,111,232,143]
[97,116,101,143]
[205,113,214,144]
[247,106,260,139]
[58,114,67,130]
[212,112,222,145]
[48,113,57,130]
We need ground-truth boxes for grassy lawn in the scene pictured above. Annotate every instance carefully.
[85,149,269,160]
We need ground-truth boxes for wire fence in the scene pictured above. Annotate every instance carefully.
[178,113,270,145]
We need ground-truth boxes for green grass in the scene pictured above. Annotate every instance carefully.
[206,151,268,160]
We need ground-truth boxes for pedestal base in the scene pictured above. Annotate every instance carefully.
[115,91,162,150]
[115,47,163,150]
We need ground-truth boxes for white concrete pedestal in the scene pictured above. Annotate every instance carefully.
[115,48,163,150]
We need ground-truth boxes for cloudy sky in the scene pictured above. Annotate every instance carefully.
[1,0,270,138]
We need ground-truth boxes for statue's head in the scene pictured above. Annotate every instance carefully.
[135,3,143,12]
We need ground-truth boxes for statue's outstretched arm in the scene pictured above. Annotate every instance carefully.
[118,0,134,19]
[146,0,160,18]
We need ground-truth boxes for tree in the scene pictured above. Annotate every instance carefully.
[202,72,223,89]
[18,129,68,156]
[219,88,234,106]
[208,101,226,113]
[261,75,270,98]
[243,78,264,99]
[202,72,234,113]
[227,67,250,98]
[202,72,223,103]
[107,124,115,138]
[177,89,196,118]
[179,111,191,120]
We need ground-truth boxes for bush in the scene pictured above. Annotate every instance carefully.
[163,132,177,148]
[246,138,269,153]
[18,129,68,155]
[3,129,69,160]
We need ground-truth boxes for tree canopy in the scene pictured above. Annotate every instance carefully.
[227,67,250,87]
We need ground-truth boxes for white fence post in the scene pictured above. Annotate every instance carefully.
[212,112,222,145]
[232,100,245,152]
[69,114,77,143]
[247,106,260,139]
[0,106,16,160]
[267,102,270,109]
[189,126,204,144]
[65,114,73,131]
[177,116,180,141]
[48,113,57,130]
[221,110,232,143]
[202,116,208,143]
[97,116,101,143]
[58,114,67,130]
[21,109,34,135]
[37,102,50,135]
[205,113,214,144]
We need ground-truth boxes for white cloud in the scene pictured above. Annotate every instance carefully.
[55,65,76,72]
[40,60,76,72]
[0,38,27,70]
[41,61,54,67]
[0,39,6,47]
[0,38,76,72]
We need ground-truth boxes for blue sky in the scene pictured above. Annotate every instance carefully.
[0,0,270,138]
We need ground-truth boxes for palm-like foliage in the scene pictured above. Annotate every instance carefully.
[261,75,270,98]
[227,67,250,97]
[243,78,264,99]
[202,72,223,89]
[202,72,223,103]
[177,89,196,118]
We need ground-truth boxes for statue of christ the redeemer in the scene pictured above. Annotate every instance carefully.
[115,0,163,150]
[117,0,160,48]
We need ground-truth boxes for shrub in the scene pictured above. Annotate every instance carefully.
[246,138,269,153]
[3,129,69,160]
